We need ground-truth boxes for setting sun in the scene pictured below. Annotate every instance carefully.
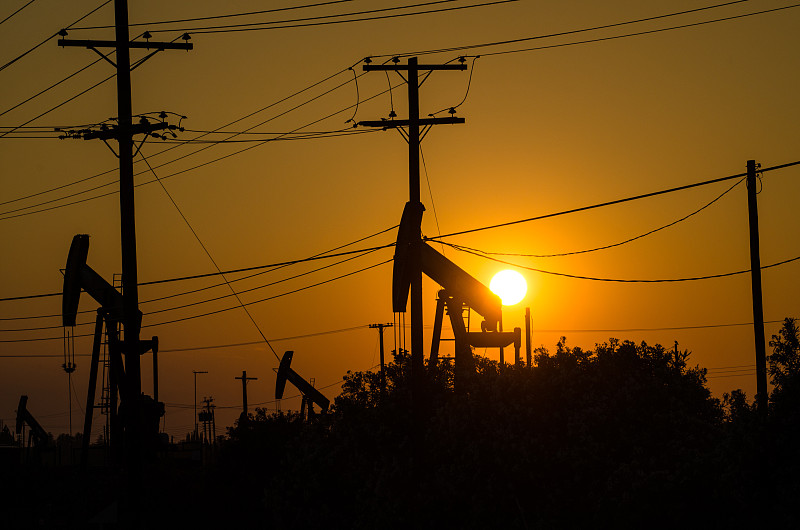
[489,269,527,306]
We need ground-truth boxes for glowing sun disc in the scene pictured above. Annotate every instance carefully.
[489,269,527,306]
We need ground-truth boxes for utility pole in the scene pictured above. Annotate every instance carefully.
[235,371,258,417]
[58,0,192,479]
[360,57,466,411]
[193,370,207,440]
[525,307,532,368]
[746,160,768,415]
[369,323,394,396]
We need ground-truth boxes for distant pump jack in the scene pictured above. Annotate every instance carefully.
[275,351,330,413]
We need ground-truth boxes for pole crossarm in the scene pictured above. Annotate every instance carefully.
[364,64,466,71]
[358,117,465,128]
[58,39,193,51]
[80,121,169,140]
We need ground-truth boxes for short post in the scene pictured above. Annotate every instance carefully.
[525,307,532,367]
[235,370,257,417]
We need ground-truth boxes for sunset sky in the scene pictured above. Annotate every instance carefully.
[1,0,798,439]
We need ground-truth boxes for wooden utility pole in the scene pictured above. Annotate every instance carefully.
[360,57,466,409]
[235,371,258,416]
[369,323,394,396]
[746,159,768,415]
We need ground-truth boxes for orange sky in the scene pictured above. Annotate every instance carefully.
[1,0,798,438]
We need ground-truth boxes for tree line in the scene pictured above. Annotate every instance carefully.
[210,318,800,528]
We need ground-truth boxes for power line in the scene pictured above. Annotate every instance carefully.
[5,2,795,217]
[153,128,379,143]
[0,228,397,319]
[372,0,771,58]
[71,0,360,29]
[707,372,756,379]
[447,242,800,283]
[0,62,359,211]
[0,0,38,27]
[143,249,385,320]
[0,0,111,72]
[0,62,373,219]
[0,324,364,357]
[0,258,393,342]
[0,72,399,220]
[0,73,115,138]
[143,258,392,329]
[165,372,356,410]
[153,0,517,35]
[1,232,396,328]
[0,56,109,120]
[533,319,788,334]
[160,325,369,352]
[424,160,800,241]
[478,3,800,59]
[456,177,744,258]
[4,158,799,303]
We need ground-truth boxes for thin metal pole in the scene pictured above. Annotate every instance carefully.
[525,307,532,368]
[370,323,393,397]
[152,348,159,403]
[499,319,505,365]
[746,159,768,415]
[242,371,248,414]
[193,370,207,440]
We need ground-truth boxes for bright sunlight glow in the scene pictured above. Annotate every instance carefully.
[489,269,527,306]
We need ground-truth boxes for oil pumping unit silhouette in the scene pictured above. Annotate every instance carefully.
[62,234,163,465]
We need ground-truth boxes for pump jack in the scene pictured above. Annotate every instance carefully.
[393,202,520,387]
[275,351,330,414]
[16,395,50,449]
[62,234,161,466]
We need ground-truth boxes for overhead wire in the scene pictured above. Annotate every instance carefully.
[0,254,394,341]
[148,0,517,35]
[1,91,112,136]
[138,248,386,320]
[533,319,789,334]
[455,176,746,258]
[142,258,392,329]
[371,0,760,58]
[0,324,372,357]
[0,242,397,305]
[3,159,799,304]
[7,1,778,217]
[0,60,371,219]
[424,160,800,241]
[0,63,358,209]
[0,69,405,221]
[0,0,38,27]
[0,56,108,121]
[0,0,111,73]
[444,241,800,283]
[2,1,789,214]
[477,3,800,59]
[155,129,379,143]
[419,145,444,254]
[71,0,360,29]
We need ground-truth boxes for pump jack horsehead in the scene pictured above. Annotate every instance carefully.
[275,350,330,417]
[393,202,521,388]
[62,234,162,467]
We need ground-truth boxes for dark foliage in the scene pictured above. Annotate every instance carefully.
[7,327,800,528]
[221,337,790,529]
